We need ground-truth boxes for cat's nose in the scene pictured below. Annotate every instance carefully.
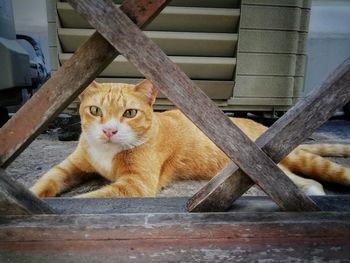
[103,128,118,138]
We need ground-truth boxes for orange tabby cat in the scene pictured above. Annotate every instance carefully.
[30,80,350,198]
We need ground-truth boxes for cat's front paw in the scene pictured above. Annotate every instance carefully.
[74,189,109,198]
[30,185,57,198]
[73,192,97,198]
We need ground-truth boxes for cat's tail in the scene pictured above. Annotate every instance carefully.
[280,149,350,186]
[298,143,350,157]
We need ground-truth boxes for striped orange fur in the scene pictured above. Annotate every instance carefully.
[30,80,350,198]
[298,143,350,157]
[278,143,350,188]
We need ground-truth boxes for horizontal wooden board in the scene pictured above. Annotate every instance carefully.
[233,75,294,98]
[0,210,349,262]
[58,29,238,56]
[236,53,296,76]
[57,2,240,33]
[60,53,236,80]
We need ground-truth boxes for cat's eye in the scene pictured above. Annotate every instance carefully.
[123,109,138,118]
[89,106,103,117]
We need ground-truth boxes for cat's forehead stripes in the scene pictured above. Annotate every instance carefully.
[107,84,137,111]
[100,85,124,109]
[81,82,148,120]
[85,84,125,106]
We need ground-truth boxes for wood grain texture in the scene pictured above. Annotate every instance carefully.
[188,57,350,212]
[68,0,318,211]
[0,0,170,168]
[1,212,349,262]
[0,169,54,215]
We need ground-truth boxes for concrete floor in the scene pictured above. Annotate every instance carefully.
[5,118,350,197]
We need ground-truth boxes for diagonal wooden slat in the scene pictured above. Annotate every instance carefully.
[69,0,319,211]
[0,169,55,215]
[187,57,350,212]
[0,0,170,168]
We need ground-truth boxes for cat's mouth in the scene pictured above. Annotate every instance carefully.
[98,135,118,144]
[102,137,118,144]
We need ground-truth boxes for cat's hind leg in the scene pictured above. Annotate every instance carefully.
[298,144,350,157]
[281,149,350,186]
[278,164,325,195]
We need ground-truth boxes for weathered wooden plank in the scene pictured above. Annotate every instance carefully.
[0,169,54,215]
[1,212,349,241]
[1,238,349,262]
[0,212,349,262]
[188,57,350,212]
[43,196,350,214]
[0,0,170,168]
[68,0,318,211]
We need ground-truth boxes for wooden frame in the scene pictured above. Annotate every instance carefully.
[1,197,350,261]
[0,0,349,214]
[1,0,350,260]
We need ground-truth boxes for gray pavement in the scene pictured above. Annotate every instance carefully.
[5,119,350,197]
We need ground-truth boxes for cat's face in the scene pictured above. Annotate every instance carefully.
[79,80,157,149]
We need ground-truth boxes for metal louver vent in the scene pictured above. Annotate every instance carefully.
[47,0,310,112]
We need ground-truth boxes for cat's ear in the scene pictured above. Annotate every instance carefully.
[135,79,158,105]
[79,81,99,100]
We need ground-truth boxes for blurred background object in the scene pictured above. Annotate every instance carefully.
[0,0,49,127]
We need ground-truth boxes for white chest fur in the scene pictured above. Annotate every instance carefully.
[86,141,123,181]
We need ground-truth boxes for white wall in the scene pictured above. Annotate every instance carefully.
[304,0,350,94]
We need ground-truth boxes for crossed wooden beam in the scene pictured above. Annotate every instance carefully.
[0,0,350,214]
